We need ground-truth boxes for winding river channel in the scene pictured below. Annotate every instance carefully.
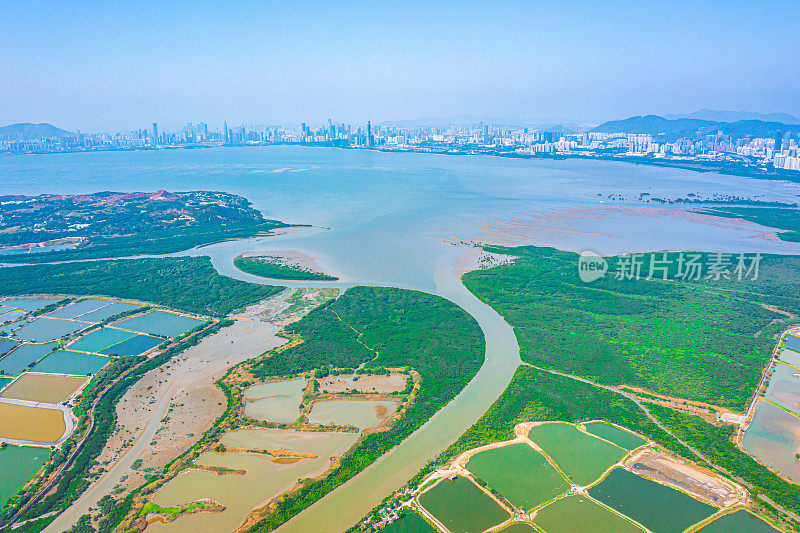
[4,146,800,530]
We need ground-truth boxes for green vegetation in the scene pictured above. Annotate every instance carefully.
[139,501,207,518]
[648,404,800,517]
[584,422,646,450]
[418,477,509,533]
[0,257,282,317]
[589,468,716,533]
[246,286,484,531]
[234,254,338,281]
[698,206,800,242]
[463,246,800,409]
[527,423,626,486]
[466,443,568,509]
[534,495,644,533]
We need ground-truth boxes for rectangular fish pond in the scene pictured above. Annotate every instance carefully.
[0,342,57,375]
[243,378,307,424]
[11,317,91,342]
[66,327,136,353]
[32,350,110,375]
[0,373,88,403]
[534,495,644,533]
[418,476,510,533]
[307,399,398,429]
[114,311,205,338]
[0,445,50,506]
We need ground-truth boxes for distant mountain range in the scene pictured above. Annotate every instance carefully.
[0,123,73,141]
[665,109,800,125]
[592,115,800,141]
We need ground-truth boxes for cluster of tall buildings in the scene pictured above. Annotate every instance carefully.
[1,119,798,173]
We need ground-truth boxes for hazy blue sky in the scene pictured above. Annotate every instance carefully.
[1,1,798,131]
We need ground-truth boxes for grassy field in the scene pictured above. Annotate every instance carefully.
[463,246,800,410]
[234,254,338,281]
[466,443,568,509]
[0,257,283,317]
[418,477,509,533]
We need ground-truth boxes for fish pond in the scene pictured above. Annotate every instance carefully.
[465,443,568,510]
[114,311,205,338]
[583,422,646,450]
[0,376,12,391]
[32,350,109,375]
[219,427,358,456]
[100,334,162,356]
[67,327,135,353]
[381,512,436,533]
[534,495,644,533]
[0,310,25,324]
[588,468,716,533]
[0,342,57,375]
[0,402,65,442]
[0,299,58,312]
[765,362,800,415]
[243,379,306,424]
[497,524,537,533]
[307,399,397,429]
[0,373,88,403]
[11,317,90,342]
[698,510,780,533]
[779,348,800,368]
[73,302,139,323]
[527,422,627,486]
[742,400,800,483]
[0,338,18,356]
[784,334,800,353]
[47,299,110,320]
[0,445,49,506]
[418,476,510,533]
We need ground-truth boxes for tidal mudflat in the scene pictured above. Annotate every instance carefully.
[115,311,205,338]
[307,399,397,429]
[32,350,109,375]
[527,422,627,486]
[0,373,88,403]
[243,378,306,423]
[465,443,568,510]
[0,342,57,375]
[149,429,357,532]
[534,495,644,533]
[584,422,646,450]
[742,400,800,483]
[0,444,49,506]
[418,476,510,533]
[0,402,65,442]
[588,468,716,533]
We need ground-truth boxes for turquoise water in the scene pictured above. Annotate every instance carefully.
[0,445,49,506]
[76,303,139,323]
[114,311,205,338]
[0,376,12,391]
[47,299,110,320]
[0,342,57,375]
[100,334,161,356]
[32,350,110,375]
[698,510,779,533]
[11,317,90,342]
[67,327,136,353]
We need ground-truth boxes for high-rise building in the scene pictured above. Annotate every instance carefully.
[367,121,373,147]
[152,123,158,145]
[224,121,229,143]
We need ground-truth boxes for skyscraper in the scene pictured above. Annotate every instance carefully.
[224,121,229,143]
[152,123,158,146]
[367,121,373,147]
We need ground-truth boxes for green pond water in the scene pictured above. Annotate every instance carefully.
[243,379,307,423]
[381,512,436,533]
[47,299,109,320]
[307,399,398,429]
[780,348,800,368]
[499,523,537,533]
[0,445,49,506]
[588,468,716,533]
[114,311,204,338]
[0,342,57,375]
[0,299,58,312]
[67,327,135,353]
[12,317,90,342]
[151,429,357,533]
[74,303,139,323]
[466,443,568,510]
[742,400,800,483]
[527,423,626,486]
[100,334,161,356]
[534,495,644,533]
[32,350,110,375]
[419,476,510,533]
[765,362,800,415]
[698,510,779,533]
[584,422,646,450]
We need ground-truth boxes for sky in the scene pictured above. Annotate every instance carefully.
[1,1,799,131]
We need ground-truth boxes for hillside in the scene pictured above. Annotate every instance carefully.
[0,123,72,141]
[592,114,800,141]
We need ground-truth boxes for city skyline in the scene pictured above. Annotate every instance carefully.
[1,1,799,131]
